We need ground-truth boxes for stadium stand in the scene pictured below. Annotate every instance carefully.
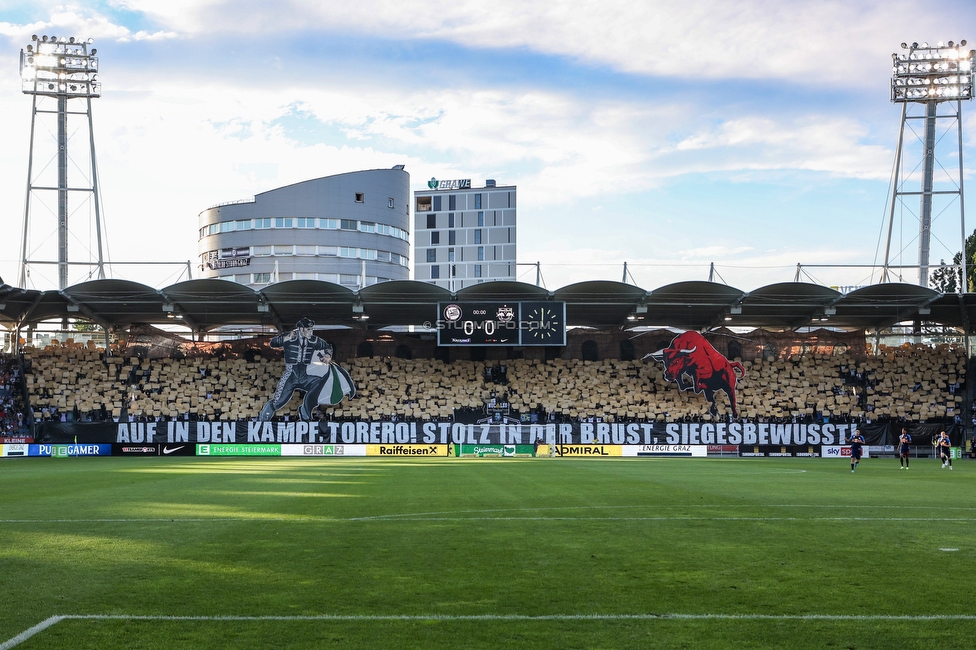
[0,353,29,434]
[17,337,967,425]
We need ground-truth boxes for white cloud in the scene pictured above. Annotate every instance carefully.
[0,7,177,42]
[111,0,960,85]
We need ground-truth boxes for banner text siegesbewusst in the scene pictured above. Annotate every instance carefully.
[32,420,869,446]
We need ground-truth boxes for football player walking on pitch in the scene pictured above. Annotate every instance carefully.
[898,427,911,469]
[849,430,865,473]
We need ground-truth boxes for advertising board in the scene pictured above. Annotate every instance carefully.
[366,445,448,456]
[280,444,367,457]
[620,445,707,457]
[457,444,536,457]
[822,445,871,458]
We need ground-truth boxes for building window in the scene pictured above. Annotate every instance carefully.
[477,211,484,227]
[220,221,234,233]
[340,219,357,230]
[474,193,482,209]
[355,193,364,203]
[448,230,456,245]
[427,249,437,262]
[426,214,436,229]
[417,196,432,212]
[296,245,316,256]
[297,217,314,228]
[388,197,395,209]
[359,221,376,233]
[252,246,273,256]
[451,265,457,277]
[474,229,482,245]
[254,218,272,229]
[321,218,338,229]
[474,264,482,278]
[431,265,440,279]
[320,246,338,256]
[340,274,360,286]
[448,248,455,262]
[431,231,440,245]
[448,213,454,228]
[252,273,272,284]
[273,245,293,255]
[477,246,484,261]
[449,195,456,210]
[433,195,442,212]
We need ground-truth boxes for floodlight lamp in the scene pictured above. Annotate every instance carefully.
[901,42,908,48]
[69,37,74,43]
[87,38,93,44]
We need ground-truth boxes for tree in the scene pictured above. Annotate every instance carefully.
[930,229,976,293]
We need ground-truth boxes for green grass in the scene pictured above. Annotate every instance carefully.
[0,456,973,648]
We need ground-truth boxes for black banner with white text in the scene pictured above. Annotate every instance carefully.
[34,420,962,447]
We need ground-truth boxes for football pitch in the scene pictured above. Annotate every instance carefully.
[0,456,973,649]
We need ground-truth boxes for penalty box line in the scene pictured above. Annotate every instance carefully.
[7,613,976,648]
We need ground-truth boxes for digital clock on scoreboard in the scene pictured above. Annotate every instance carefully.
[436,302,566,346]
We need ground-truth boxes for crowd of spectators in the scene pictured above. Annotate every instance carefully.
[0,354,30,435]
[17,339,968,427]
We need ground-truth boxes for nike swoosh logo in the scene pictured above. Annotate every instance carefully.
[162,446,185,455]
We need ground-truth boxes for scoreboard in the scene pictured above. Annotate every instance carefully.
[436,302,566,346]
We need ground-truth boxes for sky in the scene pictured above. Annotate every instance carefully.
[0,0,974,293]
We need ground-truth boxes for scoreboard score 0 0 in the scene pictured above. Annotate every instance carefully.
[436,302,566,346]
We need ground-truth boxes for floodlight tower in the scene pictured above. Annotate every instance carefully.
[882,40,974,289]
[18,34,105,290]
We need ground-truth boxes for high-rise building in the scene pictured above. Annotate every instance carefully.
[413,179,516,289]
[198,168,410,289]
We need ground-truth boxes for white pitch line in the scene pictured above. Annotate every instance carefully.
[7,612,976,647]
[0,616,64,650]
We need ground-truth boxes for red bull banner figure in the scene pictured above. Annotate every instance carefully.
[645,331,745,417]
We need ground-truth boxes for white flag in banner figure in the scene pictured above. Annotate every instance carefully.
[307,350,357,406]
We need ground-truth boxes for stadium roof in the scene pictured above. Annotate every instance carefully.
[0,278,972,334]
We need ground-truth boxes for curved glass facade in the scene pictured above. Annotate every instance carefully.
[198,168,411,289]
